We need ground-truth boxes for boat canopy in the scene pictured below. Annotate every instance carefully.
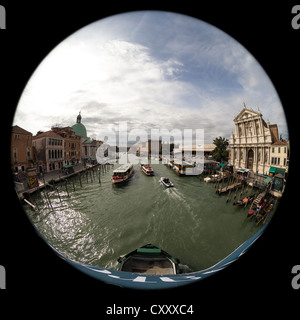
[113,164,133,173]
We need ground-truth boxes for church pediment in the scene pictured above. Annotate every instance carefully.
[234,106,261,122]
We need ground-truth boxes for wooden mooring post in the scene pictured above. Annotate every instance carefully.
[72,178,75,191]
[44,190,54,211]
[65,180,69,197]
[56,185,62,203]
[79,173,82,187]
[24,198,36,210]
[98,167,101,184]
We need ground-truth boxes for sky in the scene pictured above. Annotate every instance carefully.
[13,11,289,144]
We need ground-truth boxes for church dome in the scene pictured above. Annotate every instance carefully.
[72,112,87,138]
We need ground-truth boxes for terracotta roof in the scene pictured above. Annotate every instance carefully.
[271,140,287,146]
[11,125,32,135]
[33,130,64,139]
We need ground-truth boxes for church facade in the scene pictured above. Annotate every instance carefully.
[229,105,280,175]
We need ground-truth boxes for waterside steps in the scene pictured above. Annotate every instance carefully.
[249,190,267,209]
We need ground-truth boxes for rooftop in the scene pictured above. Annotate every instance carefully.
[12,125,32,135]
[33,130,63,139]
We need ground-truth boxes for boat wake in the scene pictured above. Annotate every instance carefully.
[165,188,192,211]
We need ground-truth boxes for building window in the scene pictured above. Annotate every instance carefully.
[284,147,287,153]
[278,158,280,165]
[284,158,286,166]
[272,147,274,153]
[278,147,280,153]
[13,147,18,162]
[26,147,31,160]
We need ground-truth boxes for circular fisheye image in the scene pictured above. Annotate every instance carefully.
[11,11,289,289]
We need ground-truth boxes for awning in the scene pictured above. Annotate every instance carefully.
[63,165,73,168]
[276,168,286,176]
[219,163,227,167]
[269,167,276,174]
[264,177,272,184]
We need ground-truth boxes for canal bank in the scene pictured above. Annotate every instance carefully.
[15,163,112,200]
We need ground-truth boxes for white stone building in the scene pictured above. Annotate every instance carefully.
[229,104,280,175]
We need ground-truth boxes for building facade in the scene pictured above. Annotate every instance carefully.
[229,105,287,175]
[270,140,289,173]
[52,126,81,165]
[11,125,34,173]
[32,130,64,173]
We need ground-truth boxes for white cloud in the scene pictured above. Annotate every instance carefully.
[13,11,288,142]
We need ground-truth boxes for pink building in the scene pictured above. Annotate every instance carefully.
[32,130,64,173]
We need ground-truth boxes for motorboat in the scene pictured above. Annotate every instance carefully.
[160,177,174,188]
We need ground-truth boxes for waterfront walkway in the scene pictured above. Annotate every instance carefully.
[16,163,107,200]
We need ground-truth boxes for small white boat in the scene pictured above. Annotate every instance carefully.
[204,174,219,183]
[160,177,174,188]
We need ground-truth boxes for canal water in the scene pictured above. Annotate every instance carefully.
[24,164,267,273]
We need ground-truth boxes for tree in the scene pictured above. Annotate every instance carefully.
[212,136,229,162]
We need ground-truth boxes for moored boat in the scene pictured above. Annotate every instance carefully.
[204,174,219,183]
[233,194,255,206]
[160,177,174,188]
[247,199,267,217]
[255,202,274,225]
[140,164,154,176]
[111,164,134,184]
[117,243,179,275]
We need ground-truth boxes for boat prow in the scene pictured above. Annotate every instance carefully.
[117,244,179,275]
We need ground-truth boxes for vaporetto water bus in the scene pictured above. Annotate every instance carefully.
[140,164,154,176]
[111,164,134,184]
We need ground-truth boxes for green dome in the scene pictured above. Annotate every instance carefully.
[72,112,87,138]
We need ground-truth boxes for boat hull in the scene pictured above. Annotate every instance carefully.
[160,177,174,188]
[111,165,134,184]
[117,244,179,275]
[140,164,154,176]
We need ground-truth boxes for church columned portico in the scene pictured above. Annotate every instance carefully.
[229,104,276,175]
